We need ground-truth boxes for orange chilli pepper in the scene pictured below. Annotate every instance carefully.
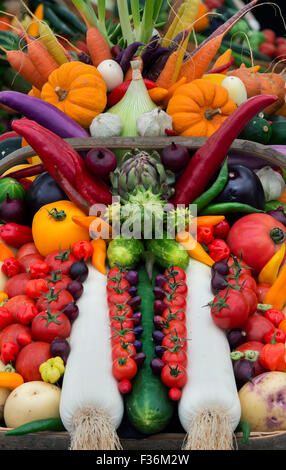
[91,238,107,275]
[259,332,286,371]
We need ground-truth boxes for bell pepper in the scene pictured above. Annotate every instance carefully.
[258,244,285,285]
[29,261,50,279]
[171,95,279,206]
[259,332,286,371]
[39,356,65,383]
[0,223,33,248]
[263,262,286,310]
[72,240,94,261]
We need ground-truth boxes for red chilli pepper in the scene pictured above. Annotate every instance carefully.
[1,341,20,363]
[264,328,286,344]
[0,131,19,142]
[0,223,33,248]
[107,79,157,107]
[205,56,235,75]
[208,239,230,262]
[171,95,279,205]
[1,257,21,277]
[0,306,13,329]
[12,118,112,206]
[0,164,45,181]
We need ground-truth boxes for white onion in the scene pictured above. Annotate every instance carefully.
[97,59,124,92]
[221,76,247,106]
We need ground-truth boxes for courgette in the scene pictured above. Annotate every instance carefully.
[269,120,286,145]
[125,266,174,434]
[239,113,272,145]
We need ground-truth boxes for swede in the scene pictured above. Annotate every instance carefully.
[178,260,241,450]
[59,264,124,450]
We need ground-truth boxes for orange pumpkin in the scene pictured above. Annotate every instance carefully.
[167,79,237,137]
[40,61,107,128]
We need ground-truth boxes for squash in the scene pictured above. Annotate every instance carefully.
[167,79,237,137]
[40,61,107,128]
[227,69,286,116]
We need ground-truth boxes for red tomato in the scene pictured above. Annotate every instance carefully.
[276,44,286,61]
[227,213,286,274]
[112,342,136,361]
[226,273,257,293]
[162,349,187,367]
[162,333,188,352]
[108,291,131,307]
[256,283,271,303]
[19,253,44,273]
[46,271,72,291]
[164,266,186,282]
[109,303,133,319]
[211,288,249,329]
[4,272,31,298]
[241,287,258,316]
[44,249,77,275]
[235,341,266,377]
[111,331,135,347]
[161,320,187,337]
[110,319,134,331]
[112,356,137,381]
[5,295,35,322]
[261,29,276,43]
[35,288,74,312]
[0,323,31,349]
[259,42,277,58]
[164,294,186,310]
[16,243,40,260]
[15,341,52,381]
[163,280,188,297]
[106,278,130,296]
[161,362,187,388]
[108,267,125,279]
[227,256,252,277]
[31,310,71,343]
[244,313,274,343]
[162,306,186,322]
[276,38,286,46]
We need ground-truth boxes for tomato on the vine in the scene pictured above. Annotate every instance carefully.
[163,280,188,297]
[108,291,131,306]
[31,307,71,343]
[106,277,130,296]
[109,303,133,319]
[162,306,186,322]
[161,362,187,388]
[46,271,72,291]
[112,342,136,361]
[45,249,77,275]
[164,294,186,310]
[226,273,257,293]
[164,266,186,283]
[161,320,187,338]
[35,286,74,312]
[211,287,249,329]
[161,332,188,352]
[110,328,135,347]
[110,318,134,331]
[112,355,137,381]
[162,348,187,367]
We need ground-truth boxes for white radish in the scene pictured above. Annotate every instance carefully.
[59,264,124,450]
[178,259,241,450]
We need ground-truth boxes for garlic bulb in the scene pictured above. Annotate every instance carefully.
[137,108,173,137]
[89,113,123,138]
[255,166,286,202]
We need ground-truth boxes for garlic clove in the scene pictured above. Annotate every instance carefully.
[90,113,123,137]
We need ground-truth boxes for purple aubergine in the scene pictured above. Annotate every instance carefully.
[125,270,139,285]
[69,259,89,283]
[155,274,167,287]
[150,358,165,375]
[153,286,166,300]
[133,352,146,367]
[154,299,167,315]
[66,280,84,300]
[133,326,144,338]
[128,295,141,311]
[50,338,71,364]
[63,302,79,323]
[227,328,247,350]
[127,286,138,297]
[211,261,229,276]
[267,206,286,227]
[233,359,255,388]
[155,345,166,358]
[132,312,142,325]
[133,340,142,352]
[0,91,89,139]
[152,330,165,344]
[211,271,228,294]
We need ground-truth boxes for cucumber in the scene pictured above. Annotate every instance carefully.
[269,121,286,145]
[239,113,272,145]
[125,266,174,434]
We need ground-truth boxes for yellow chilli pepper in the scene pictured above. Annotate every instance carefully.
[258,244,286,285]
[0,292,8,305]
[39,357,65,384]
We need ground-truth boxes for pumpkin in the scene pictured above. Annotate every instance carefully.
[167,79,237,137]
[40,61,107,128]
[227,69,286,116]
[32,200,90,256]
[28,87,42,98]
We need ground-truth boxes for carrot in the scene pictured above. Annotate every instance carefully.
[213,48,232,69]
[178,33,224,82]
[91,238,107,275]
[0,242,15,262]
[148,87,168,104]
[125,56,143,81]
[26,35,59,82]
[38,21,68,65]
[194,215,225,227]
[0,371,24,390]
[4,49,47,89]
[72,215,112,240]
[156,47,184,89]
[27,3,44,37]
[86,25,112,67]
[176,231,215,267]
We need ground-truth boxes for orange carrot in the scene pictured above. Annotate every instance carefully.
[86,26,112,67]
[125,56,143,81]
[179,33,224,82]
[5,49,47,89]
[156,48,183,89]
[26,35,59,82]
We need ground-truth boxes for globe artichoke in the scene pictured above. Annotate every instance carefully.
[110,149,175,200]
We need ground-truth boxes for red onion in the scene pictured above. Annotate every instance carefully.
[150,358,165,374]
[85,148,117,178]
[161,142,190,171]
[153,286,166,299]
[0,195,26,224]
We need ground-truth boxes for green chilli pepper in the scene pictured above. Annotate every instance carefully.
[200,202,265,216]
[193,157,229,213]
[236,421,251,444]
[5,418,65,436]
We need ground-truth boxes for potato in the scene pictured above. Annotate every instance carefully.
[4,381,61,428]
[239,371,286,432]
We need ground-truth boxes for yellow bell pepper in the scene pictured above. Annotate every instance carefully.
[258,244,286,285]
[39,356,65,384]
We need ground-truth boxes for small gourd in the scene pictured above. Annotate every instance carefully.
[239,112,272,145]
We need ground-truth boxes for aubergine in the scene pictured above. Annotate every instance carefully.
[213,164,265,210]
[25,172,68,223]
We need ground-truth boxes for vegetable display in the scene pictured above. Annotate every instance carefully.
[0,0,286,454]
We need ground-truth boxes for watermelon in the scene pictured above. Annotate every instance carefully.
[0,178,26,202]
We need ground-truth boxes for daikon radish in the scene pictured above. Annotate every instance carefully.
[59,264,124,450]
[178,259,241,450]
